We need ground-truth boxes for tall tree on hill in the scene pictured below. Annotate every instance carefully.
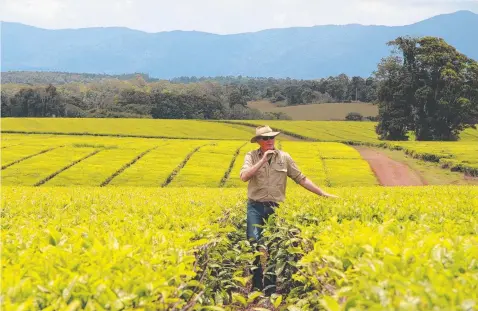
[375,55,412,140]
[376,36,478,141]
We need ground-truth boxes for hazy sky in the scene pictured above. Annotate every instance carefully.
[1,0,477,34]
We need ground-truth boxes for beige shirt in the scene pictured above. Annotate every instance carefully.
[240,149,306,202]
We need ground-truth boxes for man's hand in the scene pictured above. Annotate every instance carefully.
[240,150,275,182]
[260,150,275,163]
[321,193,339,199]
[299,177,340,199]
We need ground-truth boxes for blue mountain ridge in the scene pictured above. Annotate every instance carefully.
[1,10,477,79]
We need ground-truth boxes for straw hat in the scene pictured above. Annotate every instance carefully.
[250,125,281,143]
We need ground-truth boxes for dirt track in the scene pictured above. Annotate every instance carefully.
[354,146,426,186]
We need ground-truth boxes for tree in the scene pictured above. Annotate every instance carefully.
[7,85,65,117]
[118,88,152,115]
[375,36,478,141]
[228,88,247,108]
[345,112,364,121]
[151,92,225,119]
[40,84,65,117]
[375,56,412,140]
[283,85,303,105]
[10,88,42,116]
[1,91,11,117]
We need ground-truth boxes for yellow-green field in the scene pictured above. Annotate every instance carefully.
[0,118,257,140]
[1,134,378,187]
[2,186,477,310]
[226,120,478,143]
[222,120,478,175]
[3,118,478,143]
[387,141,478,176]
[2,118,478,310]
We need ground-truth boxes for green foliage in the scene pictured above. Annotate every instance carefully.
[344,112,363,121]
[228,87,247,108]
[7,84,65,117]
[151,92,225,120]
[2,73,379,120]
[376,36,478,141]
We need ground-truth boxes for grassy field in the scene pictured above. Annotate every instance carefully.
[248,100,378,120]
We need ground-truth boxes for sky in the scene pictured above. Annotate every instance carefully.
[1,0,477,34]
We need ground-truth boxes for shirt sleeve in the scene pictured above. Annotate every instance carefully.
[240,152,253,178]
[286,153,306,184]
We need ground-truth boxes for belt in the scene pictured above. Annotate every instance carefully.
[248,199,279,207]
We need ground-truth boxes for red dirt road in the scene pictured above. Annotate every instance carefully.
[354,146,426,186]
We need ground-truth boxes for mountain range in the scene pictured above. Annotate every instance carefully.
[1,10,477,79]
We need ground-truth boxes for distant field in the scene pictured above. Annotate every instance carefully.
[248,100,378,120]
[3,118,477,176]
[0,118,258,140]
[227,120,380,143]
[226,120,478,143]
[388,141,478,176]
[1,134,378,187]
[224,120,478,175]
[4,118,477,143]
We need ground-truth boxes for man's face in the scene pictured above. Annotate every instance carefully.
[257,136,275,150]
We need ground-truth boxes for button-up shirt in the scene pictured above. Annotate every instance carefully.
[240,149,306,202]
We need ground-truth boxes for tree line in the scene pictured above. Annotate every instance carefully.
[0,73,378,120]
[1,78,291,120]
[171,75,379,104]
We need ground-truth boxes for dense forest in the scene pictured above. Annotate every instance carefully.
[1,73,378,119]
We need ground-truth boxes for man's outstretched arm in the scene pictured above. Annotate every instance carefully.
[299,177,338,198]
[286,153,338,198]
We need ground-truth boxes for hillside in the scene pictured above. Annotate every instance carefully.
[2,10,477,78]
[247,100,378,120]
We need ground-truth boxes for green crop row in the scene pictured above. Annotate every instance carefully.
[1,187,246,310]
[1,134,378,187]
[260,186,478,310]
[3,186,477,310]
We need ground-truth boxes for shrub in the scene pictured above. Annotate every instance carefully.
[345,112,364,121]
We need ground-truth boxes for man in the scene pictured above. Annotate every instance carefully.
[240,125,338,295]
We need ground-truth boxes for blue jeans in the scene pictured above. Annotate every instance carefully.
[246,199,279,294]
[247,200,278,241]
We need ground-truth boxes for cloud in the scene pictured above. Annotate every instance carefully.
[1,0,477,34]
